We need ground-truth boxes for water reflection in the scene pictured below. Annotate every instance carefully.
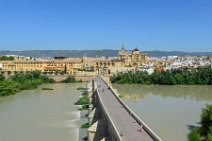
[113,84,212,102]
[113,84,212,141]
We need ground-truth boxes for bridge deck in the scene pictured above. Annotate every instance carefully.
[94,76,155,141]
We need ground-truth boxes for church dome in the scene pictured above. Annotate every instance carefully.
[133,48,139,51]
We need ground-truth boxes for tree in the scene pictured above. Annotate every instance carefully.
[0,74,5,81]
[200,104,212,136]
[207,127,212,141]
[55,70,59,75]
[188,104,212,141]
[61,75,76,83]
[31,70,41,79]
[7,71,11,75]
[110,67,212,85]
[0,56,14,61]
[64,63,67,73]
[59,70,65,75]
[188,128,201,141]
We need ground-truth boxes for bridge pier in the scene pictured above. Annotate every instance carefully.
[88,108,100,125]
[87,119,105,141]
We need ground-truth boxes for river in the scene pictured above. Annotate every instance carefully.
[0,83,85,141]
[113,84,212,141]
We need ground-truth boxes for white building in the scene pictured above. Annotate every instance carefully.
[139,65,155,74]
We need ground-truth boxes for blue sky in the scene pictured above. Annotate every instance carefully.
[0,0,211,51]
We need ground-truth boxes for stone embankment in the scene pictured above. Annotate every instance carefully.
[48,74,93,82]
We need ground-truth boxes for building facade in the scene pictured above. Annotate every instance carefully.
[0,47,149,75]
[118,47,148,67]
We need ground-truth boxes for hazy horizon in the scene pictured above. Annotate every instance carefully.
[0,49,212,53]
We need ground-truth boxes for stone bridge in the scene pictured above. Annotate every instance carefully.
[86,76,162,141]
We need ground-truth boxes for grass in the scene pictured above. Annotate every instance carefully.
[42,87,54,90]
[81,123,90,129]
[81,91,88,95]
[74,95,89,105]
[75,86,89,111]
[78,104,89,110]
[119,95,123,98]
[77,87,86,90]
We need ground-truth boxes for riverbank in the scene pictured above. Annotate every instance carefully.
[0,71,55,96]
[110,67,212,85]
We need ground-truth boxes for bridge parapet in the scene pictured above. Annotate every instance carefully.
[87,76,162,141]
[87,80,122,141]
[107,83,162,141]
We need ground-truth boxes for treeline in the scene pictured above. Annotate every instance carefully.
[0,71,55,96]
[0,71,81,96]
[0,56,14,60]
[188,104,212,141]
[110,67,212,85]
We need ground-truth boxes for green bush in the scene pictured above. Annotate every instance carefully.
[81,123,90,129]
[188,104,212,141]
[61,75,76,83]
[81,91,88,95]
[74,95,89,105]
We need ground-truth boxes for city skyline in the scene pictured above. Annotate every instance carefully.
[0,0,212,52]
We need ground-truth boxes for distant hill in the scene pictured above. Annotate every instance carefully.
[143,50,212,57]
[0,50,211,58]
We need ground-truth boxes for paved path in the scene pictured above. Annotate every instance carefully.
[94,76,155,141]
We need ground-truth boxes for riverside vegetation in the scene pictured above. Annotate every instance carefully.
[110,67,212,85]
[75,87,90,129]
[61,75,77,83]
[0,56,14,61]
[42,87,54,90]
[188,104,212,141]
[0,70,80,96]
[0,71,55,96]
[75,87,89,110]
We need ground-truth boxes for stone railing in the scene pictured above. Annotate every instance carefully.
[99,76,163,141]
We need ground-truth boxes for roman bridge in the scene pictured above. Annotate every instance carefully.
[87,76,162,141]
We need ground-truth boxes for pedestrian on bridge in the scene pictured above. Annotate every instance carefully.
[139,125,143,132]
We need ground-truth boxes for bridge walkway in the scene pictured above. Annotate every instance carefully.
[94,76,155,141]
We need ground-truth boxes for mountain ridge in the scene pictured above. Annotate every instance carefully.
[0,50,211,57]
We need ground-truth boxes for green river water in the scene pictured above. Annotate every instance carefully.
[0,83,86,141]
[1,83,211,141]
[113,84,212,141]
